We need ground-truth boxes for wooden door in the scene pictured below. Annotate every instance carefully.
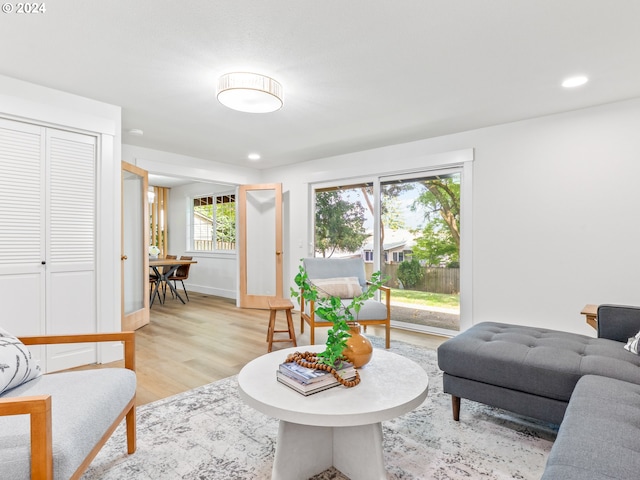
[121,161,150,330]
[238,183,283,309]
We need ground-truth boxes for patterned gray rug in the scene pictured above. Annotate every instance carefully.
[82,337,557,479]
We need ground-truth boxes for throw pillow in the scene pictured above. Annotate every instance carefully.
[311,277,363,299]
[0,326,42,395]
[623,330,640,355]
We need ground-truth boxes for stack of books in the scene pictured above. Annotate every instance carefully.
[276,360,357,396]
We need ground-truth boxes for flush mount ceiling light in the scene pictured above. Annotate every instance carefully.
[562,75,589,88]
[217,72,283,113]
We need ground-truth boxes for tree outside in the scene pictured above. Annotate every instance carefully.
[215,200,236,247]
[314,190,368,257]
[411,176,460,267]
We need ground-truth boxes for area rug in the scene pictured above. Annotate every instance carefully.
[82,337,558,479]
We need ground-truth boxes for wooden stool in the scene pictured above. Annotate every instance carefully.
[267,298,297,352]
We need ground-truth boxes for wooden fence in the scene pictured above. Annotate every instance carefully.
[193,240,236,251]
[366,263,460,294]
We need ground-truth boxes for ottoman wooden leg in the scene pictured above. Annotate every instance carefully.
[452,396,461,421]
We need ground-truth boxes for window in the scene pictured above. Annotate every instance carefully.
[192,193,236,252]
[392,251,404,263]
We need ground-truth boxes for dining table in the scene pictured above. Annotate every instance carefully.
[149,257,197,306]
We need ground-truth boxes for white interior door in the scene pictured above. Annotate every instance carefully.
[45,128,98,371]
[121,161,150,330]
[238,183,283,309]
[0,118,46,365]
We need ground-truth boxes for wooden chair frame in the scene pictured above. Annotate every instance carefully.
[300,283,391,348]
[0,332,136,480]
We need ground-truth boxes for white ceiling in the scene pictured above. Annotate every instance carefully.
[2,1,640,170]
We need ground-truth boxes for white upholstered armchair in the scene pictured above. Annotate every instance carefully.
[0,331,136,479]
[299,257,391,348]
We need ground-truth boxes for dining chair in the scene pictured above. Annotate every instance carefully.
[168,256,192,302]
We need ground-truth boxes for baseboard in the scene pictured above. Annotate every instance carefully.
[186,283,235,300]
[97,341,124,365]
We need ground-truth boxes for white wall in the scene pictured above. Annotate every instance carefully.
[264,98,640,336]
[121,144,263,298]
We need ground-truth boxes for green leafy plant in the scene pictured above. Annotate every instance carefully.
[397,258,424,289]
[290,260,387,367]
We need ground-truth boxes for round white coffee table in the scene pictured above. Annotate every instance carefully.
[238,345,429,480]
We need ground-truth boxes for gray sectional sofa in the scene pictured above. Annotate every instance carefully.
[437,304,640,479]
[541,374,640,479]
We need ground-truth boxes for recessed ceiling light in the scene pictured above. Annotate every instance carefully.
[248,153,261,161]
[128,129,144,136]
[562,76,589,88]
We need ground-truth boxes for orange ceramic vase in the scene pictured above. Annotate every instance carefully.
[343,322,373,368]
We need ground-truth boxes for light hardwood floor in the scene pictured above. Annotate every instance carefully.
[102,292,448,405]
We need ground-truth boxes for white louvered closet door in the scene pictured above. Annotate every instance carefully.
[45,128,97,371]
[0,118,46,370]
[0,118,97,372]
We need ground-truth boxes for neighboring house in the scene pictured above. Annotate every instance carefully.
[362,230,415,264]
[193,211,212,250]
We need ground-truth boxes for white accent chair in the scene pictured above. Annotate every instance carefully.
[299,257,391,348]
[0,332,136,479]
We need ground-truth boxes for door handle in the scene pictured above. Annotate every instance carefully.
[121,255,128,261]
[276,251,282,255]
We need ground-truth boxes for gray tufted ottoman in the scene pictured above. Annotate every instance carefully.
[437,317,640,424]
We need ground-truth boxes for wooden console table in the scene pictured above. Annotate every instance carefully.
[581,304,598,330]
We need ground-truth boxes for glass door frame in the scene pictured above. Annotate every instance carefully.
[121,161,150,330]
[237,183,283,309]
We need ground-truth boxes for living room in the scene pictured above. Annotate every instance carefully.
[2,1,640,479]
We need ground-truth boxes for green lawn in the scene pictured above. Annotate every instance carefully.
[389,288,460,309]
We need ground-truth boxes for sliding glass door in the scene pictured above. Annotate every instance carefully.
[312,168,462,335]
[379,171,460,333]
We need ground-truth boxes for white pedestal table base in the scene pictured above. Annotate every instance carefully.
[272,420,386,480]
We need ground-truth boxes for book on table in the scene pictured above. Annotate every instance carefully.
[276,370,357,396]
[278,360,355,385]
[276,360,357,396]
